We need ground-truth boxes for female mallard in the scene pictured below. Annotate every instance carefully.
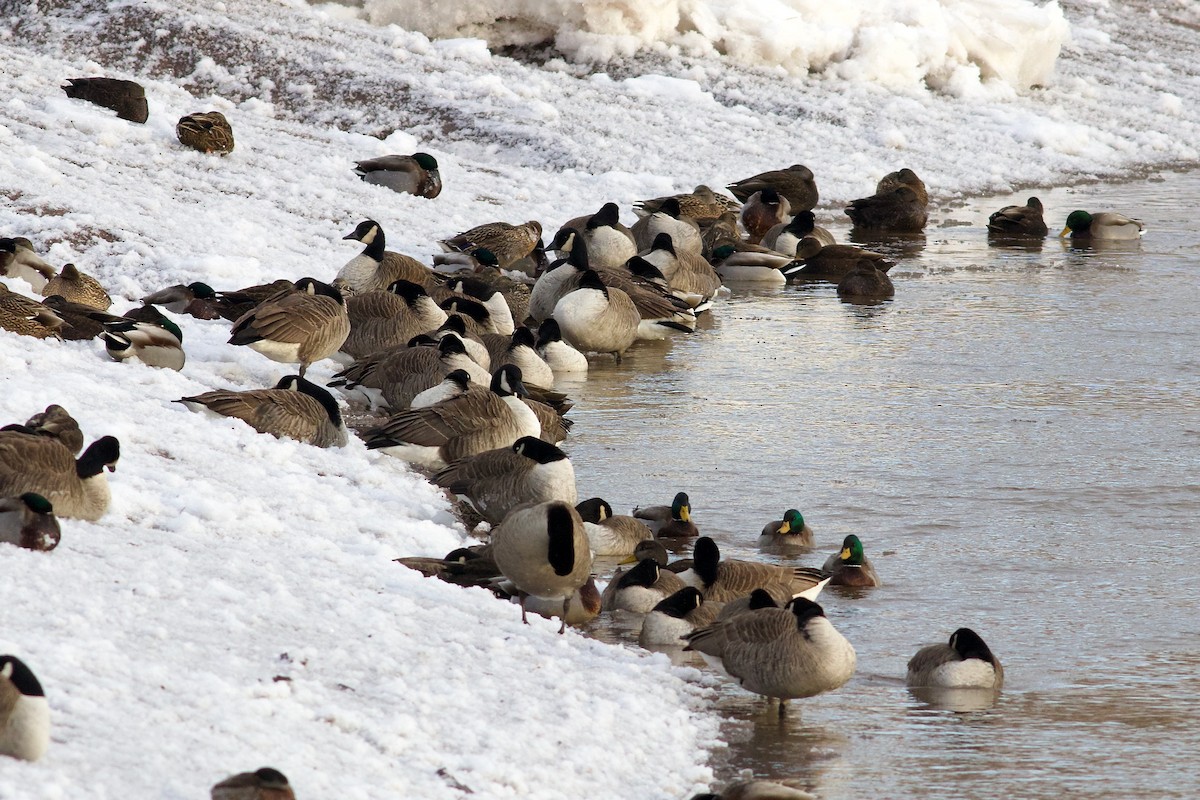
[228,277,350,377]
[40,264,111,311]
[837,261,895,304]
[0,655,50,761]
[906,628,1003,689]
[0,493,61,551]
[759,509,813,547]
[844,168,928,233]
[176,111,234,154]
[353,152,441,198]
[440,221,542,270]
[1060,210,1145,240]
[822,534,881,586]
[635,185,740,222]
[0,285,63,340]
[783,238,893,283]
[726,164,819,212]
[11,404,84,455]
[987,197,1048,238]
[0,432,120,521]
[141,282,222,319]
[178,375,348,448]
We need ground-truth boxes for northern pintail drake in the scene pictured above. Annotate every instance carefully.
[178,375,348,448]
[0,284,63,339]
[684,597,856,707]
[40,263,111,311]
[228,278,350,377]
[353,152,442,198]
[339,219,436,293]
[440,221,543,270]
[0,493,61,551]
[435,435,576,524]
[0,237,55,291]
[845,168,929,233]
[907,628,1003,689]
[727,164,819,212]
[0,655,50,761]
[62,77,147,122]
[177,111,235,154]
[633,491,698,538]
[491,500,593,633]
[680,536,830,604]
[575,497,652,557]
[822,534,881,587]
[211,767,296,800]
[0,432,119,521]
[759,509,813,548]
[1059,210,1145,240]
[987,197,1048,238]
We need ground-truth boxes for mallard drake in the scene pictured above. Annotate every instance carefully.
[783,238,894,282]
[535,319,588,374]
[631,198,704,255]
[178,375,348,448]
[0,237,55,291]
[759,509,813,547]
[685,597,855,707]
[339,219,436,294]
[710,245,789,285]
[61,77,147,123]
[548,203,637,269]
[690,779,816,800]
[0,655,50,761]
[638,587,720,647]
[353,152,441,198]
[635,185,740,221]
[329,333,487,410]
[141,282,222,319]
[0,285,63,339]
[681,536,830,604]
[12,404,84,455]
[364,363,539,469]
[0,432,119,521]
[101,311,186,370]
[907,628,1003,689]
[210,767,296,800]
[845,168,929,233]
[837,261,895,304]
[727,164,819,211]
[434,436,576,524]
[176,111,234,154]
[987,197,1048,238]
[822,534,881,586]
[551,269,641,362]
[491,500,593,633]
[633,491,697,538]
[0,493,61,551]
[601,556,688,614]
[1060,210,1145,240]
[574,497,652,557]
[440,221,543,270]
[761,211,836,254]
[40,263,111,311]
[228,277,350,377]
[740,188,791,243]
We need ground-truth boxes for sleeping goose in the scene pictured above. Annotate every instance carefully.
[339,279,448,361]
[0,432,120,521]
[353,152,441,198]
[761,210,836,253]
[178,375,348,448]
[631,198,704,255]
[907,628,1003,689]
[0,493,61,551]
[549,202,637,269]
[434,436,576,524]
[228,277,350,377]
[551,269,641,362]
[329,333,488,411]
[638,587,720,647]
[0,655,50,761]
[600,556,687,614]
[535,319,588,374]
[339,220,435,293]
[410,368,473,409]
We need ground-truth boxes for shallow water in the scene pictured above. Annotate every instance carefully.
[565,170,1200,798]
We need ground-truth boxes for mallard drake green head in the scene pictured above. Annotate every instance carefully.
[353,152,441,198]
[0,493,61,551]
[101,309,186,370]
[1060,210,1145,240]
[759,508,814,547]
[176,111,235,154]
[822,534,881,587]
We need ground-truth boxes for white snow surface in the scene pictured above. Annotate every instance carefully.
[2,0,1200,796]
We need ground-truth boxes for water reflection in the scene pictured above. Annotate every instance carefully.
[906,686,1001,714]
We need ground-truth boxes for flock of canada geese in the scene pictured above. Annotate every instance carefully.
[0,76,1148,799]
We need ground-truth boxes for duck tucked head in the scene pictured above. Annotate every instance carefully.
[19,493,54,515]
[413,152,439,171]
[277,374,343,426]
[950,627,999,666]
[837,534,866,565]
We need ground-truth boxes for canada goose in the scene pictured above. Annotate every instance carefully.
[491,327,554,389]
[907,628,1004,689]
[0,493,61,551]
[0,433,119,521]
[211,279,295,323]
[727,164,819,211]
[681,536,830,603]
[438,295,500,339]
[40,263,111,310]
[61,76,148,122]
[432,314,492,370]
[329,333,487,410]
[443,276,517,337]
[783,238,894,282]
[434,436,576,524]
[1060,210,1145,240]
[535,319,588,374]
[176,111,235,154]
[178,375,348,448]
[551,269,640,362]
[549,203,637,269]
[635,185,741,221]
[228,277,350,377]
[638,587,720,647]
[339,220,435,294]
[761,210,836,253]
[0,237,55,291]
[759,509,813,548]
[575,497,652,556]
[410,368,472,408]
[740,188,792,243]
[690,779,816,800]
[633,491,698,538]
[440,221,543,270]
[340,280,448,361]
[987,197,1048,238]
[101,313,186,370]
[845,169,929,233]
[211,767,296,800]
[837,261,895,303]
[14,404,84,454]
[396,544,502,589]
[0,285,63,339]
[600,556,688,614]
[364,363,539,469]
[0,655,50,761]
[640,234,722,306]
[491,500,593,633]
[684,597,855,706]
[353,152,442,198]
[822,534,881,587]
[517,575,602,626]
[631,198,704,254]
[709,245,789,285]
[141,281,222,319]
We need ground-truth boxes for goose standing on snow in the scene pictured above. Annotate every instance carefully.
[210,766,296,800]
[353,152,442,198]
[434,436,576,524]
[0,655,50,761]
[0,493,61,551]
[1059,210,1145,240]
[684,597,856,708]
[339,219,436,293]
[491,500,593,634]
[551,269,640,362]
[822,534,881,587]
[907,628,1004,689]
[228,277,350,377]
[0,433,120,521]
[178,375,348,448]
